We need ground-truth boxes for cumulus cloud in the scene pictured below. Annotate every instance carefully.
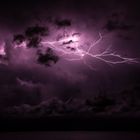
[2,84,140,118]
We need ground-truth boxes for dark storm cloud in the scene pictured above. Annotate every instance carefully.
[3,84,140,118]
[104,12,134,32]
[25,25,49,38]
[13,25,49,48]
[12,24,60,66]
[37,48,59,66]
[13,34,26,45]
[54,19,71,28]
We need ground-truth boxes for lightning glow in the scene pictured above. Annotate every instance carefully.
[41,32,138,70]
[12,29,138,70]
[0,41,8,65]
[13,41,27,49]
[0,42,6,56]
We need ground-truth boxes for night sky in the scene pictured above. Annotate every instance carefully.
[0,0,140,117]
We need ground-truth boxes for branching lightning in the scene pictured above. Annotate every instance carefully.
[41,32,138,70]
[12,29,138,70]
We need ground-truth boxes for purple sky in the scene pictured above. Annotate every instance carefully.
[0,0,140,107]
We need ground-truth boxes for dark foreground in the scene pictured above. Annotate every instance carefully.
[0,132,140,140]
[0,116,140,131]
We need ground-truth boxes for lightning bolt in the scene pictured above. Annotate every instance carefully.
[13,31,138,70]
[41,32,138,70]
